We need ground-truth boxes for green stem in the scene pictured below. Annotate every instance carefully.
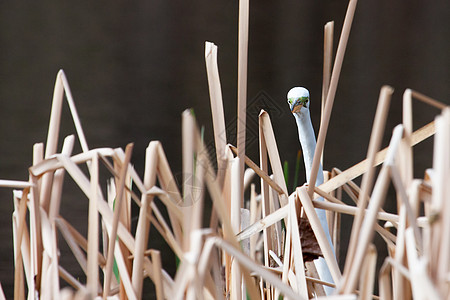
[293,150,302,191]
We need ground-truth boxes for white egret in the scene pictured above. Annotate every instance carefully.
[287,86,335,294]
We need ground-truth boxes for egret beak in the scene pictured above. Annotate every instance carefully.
[291,102,303,113]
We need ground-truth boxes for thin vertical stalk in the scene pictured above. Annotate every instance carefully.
[343,86,393,276]
[87,153,99,296]
[237,0,249,205]
[49,135,75,221]
[132,142,159,298]
[103,143,133,298]
[308,0,358,198]
[321,21,334,165]
[182,109,195,252]
[341,125,404,293]
[230,157,242,300]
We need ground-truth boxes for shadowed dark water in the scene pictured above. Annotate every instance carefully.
[0,1,449,298]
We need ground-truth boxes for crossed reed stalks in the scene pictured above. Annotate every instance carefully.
[3,0,449,299]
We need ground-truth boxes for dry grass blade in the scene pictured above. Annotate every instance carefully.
[0,284,6,300]
[237,204,289,241]
[297,187,341,284]
[150,250,165,300]
[317,296,357,300]
[103,143,134,298]
[359,244,377,300]
[41,70,90,212]
[148,201,184,258]
[194,129,260,299]
[289,195,308,298]
[204,236,304,300]
[310,196,426,226]
[59,71,90,154]
[236,0,249,184]
[410,89,448,110]
[205,41,227,165]
[182,109,195,252]
[322,21,334,122]
[29,148,116,177]
[132,142,158,298]
[49,135,75,221]
[229,145,285,195]
[87,153,99,296]
[113,240,138,300]
[50,222,60,299]
[341,125,404,294]
[230,157,242,300]
[29,156,43,292]
[57,217,106,266]
[438,109,450,278]
[259,111,289,203]
[0,180,33,189]
[45,70,65,159]
[59,266,85,291]
[155,144,184,244]
[344,86,393,275]
[55,218,88,274]
[259,113,272,268]
[249,184,258,260]
[405,228,441,299]
[305,262,327,296]
[318,120,436,194]
[13,188,29,300]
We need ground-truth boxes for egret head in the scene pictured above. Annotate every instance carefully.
[287,87,310,114]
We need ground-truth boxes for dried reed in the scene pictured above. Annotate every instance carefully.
[3,0,449,299]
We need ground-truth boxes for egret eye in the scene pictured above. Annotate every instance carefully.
[299,96,309,108]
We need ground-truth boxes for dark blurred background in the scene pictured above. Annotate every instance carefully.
[0,1,449,298]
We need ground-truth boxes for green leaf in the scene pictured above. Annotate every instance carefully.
[113,259,120,283]
[283,160,289,190]
[175,255,181,269]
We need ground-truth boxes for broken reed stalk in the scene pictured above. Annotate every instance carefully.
[42,70,90,212]
[289,195,309,298]
[205,42,227,166]
[7,73,450,299]
[236,0,249,204]
[259,111,289,204]
[342,125,404,294]
[182,109,195,252]
[297,187,341,284]
[342,85,393,281]
[30,143,44,293]
[308,0,358,199]
[229,145,285,195]
[49,135,75,221]
[193,125,260,300]
[358,244,377,300]
[237,117,436,242]
[321,21,334,164]
[319,119,436,193]
[204,40,228,234]
[86,153,99,296]
[230,157,242,300]
[13,188,29,300]
[103,143,134,298]
[322,21,334,116]
[131,142,158,299]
